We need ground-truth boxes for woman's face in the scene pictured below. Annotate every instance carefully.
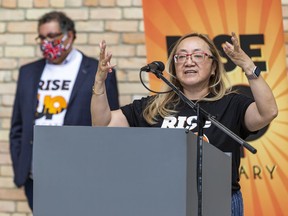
[174,36,216,91]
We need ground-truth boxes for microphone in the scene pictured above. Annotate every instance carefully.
[141,61,165,72]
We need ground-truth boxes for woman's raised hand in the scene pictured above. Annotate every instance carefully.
[96,40,115,82]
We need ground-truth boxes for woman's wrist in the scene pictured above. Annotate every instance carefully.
[92,80,105,95]
[243,63,256,76]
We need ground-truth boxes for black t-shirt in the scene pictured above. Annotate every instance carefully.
[121,93,254,191]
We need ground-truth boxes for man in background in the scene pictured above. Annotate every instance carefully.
[9,11,119,211]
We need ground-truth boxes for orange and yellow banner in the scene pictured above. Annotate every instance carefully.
[142,0,288,215]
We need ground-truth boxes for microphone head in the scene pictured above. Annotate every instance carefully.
[152,61,165,71]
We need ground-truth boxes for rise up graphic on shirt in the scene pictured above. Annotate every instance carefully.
[35,49,82,126]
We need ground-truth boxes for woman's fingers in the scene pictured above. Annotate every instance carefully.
[98,40,116,73]
[99,40,106,59]
[231,32,240,52]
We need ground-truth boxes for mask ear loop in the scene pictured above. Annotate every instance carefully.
[61,34,72,51]
[64,42,71,51]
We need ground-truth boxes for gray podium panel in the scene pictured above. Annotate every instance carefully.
[33,126,231,216]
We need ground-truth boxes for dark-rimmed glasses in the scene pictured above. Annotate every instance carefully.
[35,32,63,44]
[174,51,215,64]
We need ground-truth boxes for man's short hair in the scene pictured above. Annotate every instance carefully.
[38,11,76,39]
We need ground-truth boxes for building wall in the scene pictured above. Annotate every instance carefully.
[0,0,287,215]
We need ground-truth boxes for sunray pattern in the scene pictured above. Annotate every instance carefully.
[142,0,288,215]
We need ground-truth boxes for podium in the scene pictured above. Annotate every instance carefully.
[33,126,231,216]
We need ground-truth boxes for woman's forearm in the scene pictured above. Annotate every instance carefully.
[91,80,112,126]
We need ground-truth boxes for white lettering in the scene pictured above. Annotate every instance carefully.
[161,116,177,128]
[204,120,211,128]
[187,116,197,130]
[161,115,212,130]
[176,116,187,128]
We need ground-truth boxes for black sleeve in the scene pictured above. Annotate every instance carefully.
[234,93,255,137]
[120,96,152,127]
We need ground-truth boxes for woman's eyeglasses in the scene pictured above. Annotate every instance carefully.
[174,51,215,64]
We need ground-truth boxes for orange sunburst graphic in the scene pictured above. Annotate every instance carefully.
[142,0,288,215]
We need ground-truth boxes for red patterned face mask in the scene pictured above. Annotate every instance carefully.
[40,34,68,61]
